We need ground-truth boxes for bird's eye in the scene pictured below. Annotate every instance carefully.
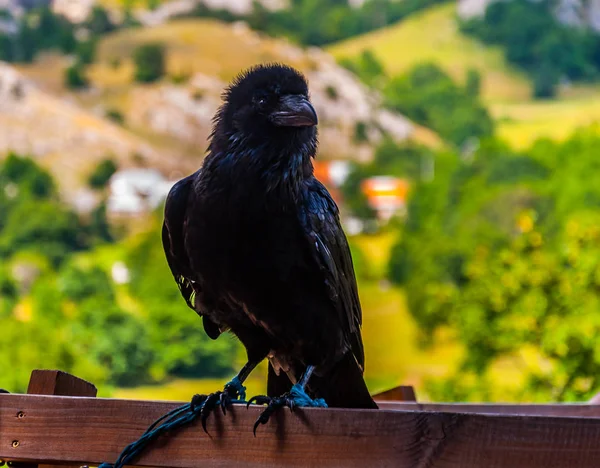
[257,98,266,106]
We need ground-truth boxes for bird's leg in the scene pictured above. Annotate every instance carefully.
[195,359,260,432]
[248,365,328,435]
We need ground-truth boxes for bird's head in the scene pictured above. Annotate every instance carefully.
[212,64,318,149]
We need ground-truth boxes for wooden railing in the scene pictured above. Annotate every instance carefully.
[2,370,600,467]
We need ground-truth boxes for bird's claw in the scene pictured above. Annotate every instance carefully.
[196,380,246,433]
[249,395,293,436]
[246,395,274,407]
[248,383,328,435]
[199,391,223,433]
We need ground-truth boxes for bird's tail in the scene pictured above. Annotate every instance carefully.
[310,352,378,409]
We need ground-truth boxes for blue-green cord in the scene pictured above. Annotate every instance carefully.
[289,383,328,408]
[225,376,247,402]
[98,384,247,468]
[97,380,325,468]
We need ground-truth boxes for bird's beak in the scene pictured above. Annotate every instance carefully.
[269,95,318,127]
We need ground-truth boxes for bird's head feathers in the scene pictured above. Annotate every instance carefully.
[211,64,318,148]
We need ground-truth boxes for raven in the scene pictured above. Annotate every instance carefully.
[162,64,377,432]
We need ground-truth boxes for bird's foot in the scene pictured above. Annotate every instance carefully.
[247,383,328,435]
[191,376,247,433]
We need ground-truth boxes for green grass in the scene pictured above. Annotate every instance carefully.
[91,19,314,86]
[328,3,530,103]
[115,372,269,402]
[329,2,600,149]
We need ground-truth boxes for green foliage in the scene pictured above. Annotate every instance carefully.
[170,71,190,84]
[0,154,93,265]
[0,153,236,392]
[325,85,339,100]
[390,129,600,401]
[4,7,78,63]
[89,202,114,243]
[106,109,125,125]
[133,43,166,83]
[127,227,238,379]
[185,0,445,46]
[0,34,14,61]
[0,153,56,199]
[0,199,88,266]
[75,39,97,65]
[339,49,385,86]
[384,63,494,147]
[0,267,17,317]
[73,299,153,387]
[86,6,116,35]
[88,159,118,189]
[461,0,600,98]
[0,315,105,393]
[64,63,88,89]
[58,264,152,386]
[353,121,369,143]
[465,68,481,97]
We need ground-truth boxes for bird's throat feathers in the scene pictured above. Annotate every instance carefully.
[203,128,318,197]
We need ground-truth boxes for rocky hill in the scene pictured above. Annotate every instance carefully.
[5,17,434,203]
[0,62,182,206]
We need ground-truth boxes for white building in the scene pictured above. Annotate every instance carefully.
[52,0,95,23]
[107,168,175,216]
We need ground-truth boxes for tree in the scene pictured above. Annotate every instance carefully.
[384,63,494,147]
[64,63,88,89]
[0,34,14,61]
[133,43,166,83]
[88,159,117,189]
[0,153,56,199]
[339,49,385,86]
[0,199,87,266]
[465,68,481,97]
[75,39,97,65]
[389,130,600,402]
[460,0,600,98]
[533,62,560,99]
[86,6,116,35]
[0,267,17,317]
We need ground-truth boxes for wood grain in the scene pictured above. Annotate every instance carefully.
[2,394,600,467]
[21,370,97,468]
[377,401,600,416]
[27,370,97,398]
[373,386,416,402]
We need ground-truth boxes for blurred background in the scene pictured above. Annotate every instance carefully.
[1,0,600,403]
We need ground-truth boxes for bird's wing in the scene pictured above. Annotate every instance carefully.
[162,172,222,340]
[300,178,365,369]
[162,174,197,310]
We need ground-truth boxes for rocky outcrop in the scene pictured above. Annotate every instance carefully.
[127,38,413,163]
[0,62,173,203]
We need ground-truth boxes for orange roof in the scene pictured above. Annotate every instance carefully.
[361,177,409,202]
[313,160,331,185]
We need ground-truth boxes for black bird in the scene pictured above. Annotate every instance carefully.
[162,64,377,432]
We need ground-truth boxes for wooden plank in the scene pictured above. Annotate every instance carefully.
[22,370,97,468]
[377,401,600,417]
[27,370,97,398]
[589,392,600,404]
[3,394,600,467]
[373,386,416,402]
